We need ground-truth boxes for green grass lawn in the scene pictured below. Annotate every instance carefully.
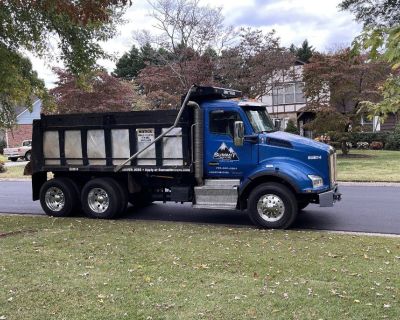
[0,154,6,162]
[0,165,27,179]
[337,150,400,182]
[0,216,399,320]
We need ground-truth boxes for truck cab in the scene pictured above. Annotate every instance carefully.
[31,86,340,229]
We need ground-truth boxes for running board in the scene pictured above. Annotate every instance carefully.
[194,179,239,210]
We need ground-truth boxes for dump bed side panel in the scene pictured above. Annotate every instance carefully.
[31,110,193,174]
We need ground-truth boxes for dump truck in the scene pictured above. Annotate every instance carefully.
[30,86,341,229]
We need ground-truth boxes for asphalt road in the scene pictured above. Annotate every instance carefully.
[0,181,399,234]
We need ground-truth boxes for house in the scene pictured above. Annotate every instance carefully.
[260,60,397,136]
[4,99,42,148]
[260,60,307,133]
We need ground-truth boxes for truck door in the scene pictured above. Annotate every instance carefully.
[204,109,255,178]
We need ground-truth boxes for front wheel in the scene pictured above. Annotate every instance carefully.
[247,183,298,229]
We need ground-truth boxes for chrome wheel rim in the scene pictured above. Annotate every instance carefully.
[45,187,65,212]
[88,188,109,214]
[257,194,285,222]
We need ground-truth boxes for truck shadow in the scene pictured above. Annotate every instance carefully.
[120,202,338,230]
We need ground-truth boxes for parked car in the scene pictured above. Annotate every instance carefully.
[4,140,32,161]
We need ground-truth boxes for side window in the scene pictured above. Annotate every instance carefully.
[210,110,242,137]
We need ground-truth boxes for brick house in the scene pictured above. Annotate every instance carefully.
[4,99,42,148]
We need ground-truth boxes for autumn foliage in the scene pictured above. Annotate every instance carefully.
[46,69,149,114]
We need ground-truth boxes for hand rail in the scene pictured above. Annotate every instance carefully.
[114,85,197,172]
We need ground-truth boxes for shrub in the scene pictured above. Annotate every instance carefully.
[385,125,400,150]
[370,141,384,150]
[284,119,299,134]
[0,160,6,173]
[357,142,369,149]
[0,139,6,154]
[347,132,389,146]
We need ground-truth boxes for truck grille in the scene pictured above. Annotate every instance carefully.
[329,151,337,187]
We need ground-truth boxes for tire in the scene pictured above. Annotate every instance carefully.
[247,183,298,229]
[25,151,31,161]
[40,178,79,217]
[113,179,128,215]
[10,157,18,162]
[81,178,121,219]
[298,201,310,211]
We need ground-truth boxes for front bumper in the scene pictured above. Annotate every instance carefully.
[4,152,20,158]
[319,184,341,207]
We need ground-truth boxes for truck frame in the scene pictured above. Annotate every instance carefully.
[31,86,341,229]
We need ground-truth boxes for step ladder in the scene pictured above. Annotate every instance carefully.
[193,179,240,210]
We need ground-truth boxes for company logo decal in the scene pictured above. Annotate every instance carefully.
[213,142,239,161]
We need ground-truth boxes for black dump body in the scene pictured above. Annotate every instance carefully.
[31,108,193,175]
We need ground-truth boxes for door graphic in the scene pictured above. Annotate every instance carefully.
[204,109,255,178]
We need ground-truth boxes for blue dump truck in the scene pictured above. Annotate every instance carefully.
[30,86,341,229]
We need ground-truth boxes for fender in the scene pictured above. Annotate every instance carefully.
[239,157,327,198]
[239,171,301,200]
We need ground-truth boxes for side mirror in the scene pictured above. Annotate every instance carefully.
[234,121,244,147]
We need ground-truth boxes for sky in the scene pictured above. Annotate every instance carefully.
[29,0,362,88]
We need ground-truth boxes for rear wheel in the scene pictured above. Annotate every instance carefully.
[10,157,18,162]
[40,178,79,217]
[248,183,298,229]
[81,178,122,219]
[25,151,31,161]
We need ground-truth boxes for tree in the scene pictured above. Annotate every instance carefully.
[284,119,299,134]
[46,68,150,114]
[0,46,47,128]
[114,43,162,80]
[114,45,146,80]
[290,39,314,63]
[218,28,295,98]
[340,0,400,120]
[303,48,390,153]
[0,0,132,125]
[135,0,233,98]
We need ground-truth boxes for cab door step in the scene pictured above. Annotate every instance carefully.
[193,179,240,210]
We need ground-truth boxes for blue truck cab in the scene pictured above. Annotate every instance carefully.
[31,86,340,229]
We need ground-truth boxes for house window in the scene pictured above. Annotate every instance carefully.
[272,82,306,105]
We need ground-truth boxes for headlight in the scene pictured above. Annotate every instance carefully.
[308,175,324,188]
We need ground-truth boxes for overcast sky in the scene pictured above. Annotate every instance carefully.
[30,0,362,88]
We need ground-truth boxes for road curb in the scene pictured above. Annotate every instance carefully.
[338,181,400,187]
[0,212,399,238]
[0,178,30,182]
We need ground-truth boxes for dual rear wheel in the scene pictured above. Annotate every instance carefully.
[40,177,127,219]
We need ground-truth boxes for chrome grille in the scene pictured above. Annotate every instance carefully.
[329,151,337,187]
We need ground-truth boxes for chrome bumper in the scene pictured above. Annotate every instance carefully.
[319,185,341,207]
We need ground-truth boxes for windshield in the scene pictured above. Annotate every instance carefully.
[245,109,275,133]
